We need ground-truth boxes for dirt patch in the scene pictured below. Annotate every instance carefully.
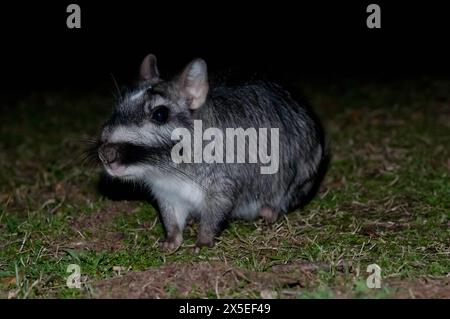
[64,201,140,251]
[0,179,98,216]
[93,261,316,298]
[389,277,450,299]
[71,201,137,229]
[271,259,353,274]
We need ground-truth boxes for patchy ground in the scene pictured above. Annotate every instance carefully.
[0,78,449,298]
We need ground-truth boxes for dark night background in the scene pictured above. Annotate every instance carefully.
[0,1,448,94]
[1,1,450,299]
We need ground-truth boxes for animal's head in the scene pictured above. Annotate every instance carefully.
[98,54,209,180]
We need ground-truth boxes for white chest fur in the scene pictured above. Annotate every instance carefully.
[145,173,205,213]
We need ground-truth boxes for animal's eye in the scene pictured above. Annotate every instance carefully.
[151,106,169,124]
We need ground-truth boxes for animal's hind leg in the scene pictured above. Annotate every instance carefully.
[196,194,232,249]
[259,207,279,224]
[196,209,227,248]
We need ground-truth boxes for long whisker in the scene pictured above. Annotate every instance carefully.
[75,137,102,168]
[110,73,122,100]
[75,137,209,195]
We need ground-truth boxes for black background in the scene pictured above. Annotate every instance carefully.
[0,1,449,93]
[1,299,446,318]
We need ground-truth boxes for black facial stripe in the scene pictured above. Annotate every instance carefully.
[112,142,174,166]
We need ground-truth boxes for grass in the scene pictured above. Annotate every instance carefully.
[0,77,449,298]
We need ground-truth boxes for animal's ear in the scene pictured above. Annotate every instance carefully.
[139,54,160,82]
[178,59,209,110]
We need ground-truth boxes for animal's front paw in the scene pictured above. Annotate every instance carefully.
[195,239,215,248]
[260,207,279,224]
[159,235,182,252]
[195,231,215,251]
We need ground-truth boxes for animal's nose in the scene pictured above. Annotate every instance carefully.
[98,144,118,164]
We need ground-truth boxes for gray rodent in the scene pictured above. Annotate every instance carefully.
[95,54,329,250]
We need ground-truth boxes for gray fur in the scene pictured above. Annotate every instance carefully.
[97,55,329,249]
